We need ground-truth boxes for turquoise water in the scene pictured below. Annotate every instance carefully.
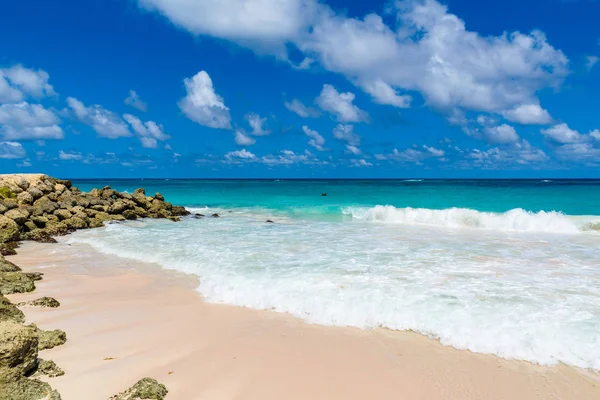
[67,179,600,370]
[74,179,600,217]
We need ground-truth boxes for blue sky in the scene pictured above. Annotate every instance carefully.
[0,0,599,178]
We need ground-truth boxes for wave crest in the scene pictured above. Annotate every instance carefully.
[343,206,599,234]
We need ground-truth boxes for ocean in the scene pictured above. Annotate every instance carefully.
[67,179,600,370]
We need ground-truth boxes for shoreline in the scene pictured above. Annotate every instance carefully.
[8,240,600,400]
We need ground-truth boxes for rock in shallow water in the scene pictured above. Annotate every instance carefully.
[17,297,60,309]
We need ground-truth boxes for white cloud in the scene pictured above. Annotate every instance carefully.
[124,90,148,112]
[285,98,319,118]
[501,103,553,125]
[123,114,170,148]
[0,65,55,103]
[0,102,64,141]
[345,144,361,155]
[554,142,600,163]
[0,142,26,159]
[234,129,256,146]
[58,150,84,160]
[380,145,445,163]
[350,159,372,167]
[178,70,231,129]
[225,149,257,162]
[423,145,445,157]
[483,124,519,144]
[316,84,368,123]
[332,124,360,146]
[541,123,582,144]
[468,140,548,167]
[67,97,131,138]
[586,56,599,71]
[137,0,320,55]
[245,113,270,136]
[140,0,569,123]
[261,149,323,165]
[302,125,325,151]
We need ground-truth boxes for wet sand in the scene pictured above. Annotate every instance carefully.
[7,241,600,400]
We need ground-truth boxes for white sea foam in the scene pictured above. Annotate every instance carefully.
[65,210,600,370]
[344,205,600,234]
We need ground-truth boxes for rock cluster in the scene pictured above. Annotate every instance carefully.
[0,174,190,246]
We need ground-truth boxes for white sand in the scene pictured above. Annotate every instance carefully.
[7,241,600,400]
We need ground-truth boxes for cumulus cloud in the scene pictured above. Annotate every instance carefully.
[482,124,519,145]
[67,97,131,138]
[541,123,583,144]
[140,0,569,126]
[234,129,256,146]
[316,84,368,123]
[0,65,56,103]
[58,150,84,160]
[501,104,553,125]
[123,114,170,148]
[345,145,361,155]
[350,159,372,167]
[124,90,148,112]
[261,149,323,165]
[285,99,319,118]
[0,141,27,159]
[0,102,64,140]
[302,125,326,151]
[225,148,257,162]
[378,145,445,163]
[332,124,360,146]
[245,113,270,136]
[468,140,548,167]
[178,70,231,129]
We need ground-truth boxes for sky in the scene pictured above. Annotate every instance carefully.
[0,0,599,178]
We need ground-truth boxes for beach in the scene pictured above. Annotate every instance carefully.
[7,240,600,400]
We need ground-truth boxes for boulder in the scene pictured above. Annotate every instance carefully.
[0,321,38,374]
[100,186,117,200]
[33,196,59,215]
[54,183,66,195]
[110,378,168,400]
[3,210,29,230]
[26,187,43,201]
[22,229,58,244]
[32,359,64,378]
[23,221,37,233]
[64,217,88,230]
[0,215,20,243]
[16,192,33,206]
[0,294,25,323]
[35,327,67,351]
[34,182,54,194]
[0,203,7,214]
[0,187,16,200]
[47,192,59,202]
[0,242,19,256]
[31,216,48,228]
[0,272,36,295]
[154,192,165,201]
[109,201,128,215]
[122,210,138,220]
[53,209,72,221]
[0,255,20,273]
[171,206,190,216]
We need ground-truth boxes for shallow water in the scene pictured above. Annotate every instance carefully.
[67,179,600,369]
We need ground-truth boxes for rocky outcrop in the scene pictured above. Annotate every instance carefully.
[110,378,168,400]
[0,174,191,247]
[17,297,60,309]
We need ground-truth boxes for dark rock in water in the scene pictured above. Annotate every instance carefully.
[18,297,60,309]
[194,213,204,219]
[321,193,327,196]
[266,220,274,223]
[211,213,220,218]
[32,359,64,378]
[171,205,190,216]
[110,377,168,400]
[167,216,181,222]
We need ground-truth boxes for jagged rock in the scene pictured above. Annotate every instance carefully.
[154,193,164,202]
[26,187,43,201]
[122,210,138,220]
[32,359,64,378]
[34,182,54,194]
[64,217,88,230]
[74,195,90,208]
[16,192,33,206]
[47,192,59,202]
[18,297,60,309]
[34,327,67,351]
[53,184,66,195]
[91,204,109,212]
[0,242,19,256]
[0,294,25,323]
[30,216,48,228]
[0,255,20,273]
[211,213,220,218]
[53,209,72,221]
[23,221,37,233]
[134,207,148,218]
[32,196,59,215]
[167,216,180,222]
[21,229,58,244]
[0,321,38,375]
[171,206,190,216]
[0,203,7,214]
[0,215,20,243]
[132,189,150,208]
[88,218,105,228]
[110,378,168,400]
[0,272,36,295]
[109,201,128,215]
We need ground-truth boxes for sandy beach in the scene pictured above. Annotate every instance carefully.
[5,240,600,400]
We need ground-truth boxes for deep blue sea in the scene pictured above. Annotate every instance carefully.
[67,179,600,370]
